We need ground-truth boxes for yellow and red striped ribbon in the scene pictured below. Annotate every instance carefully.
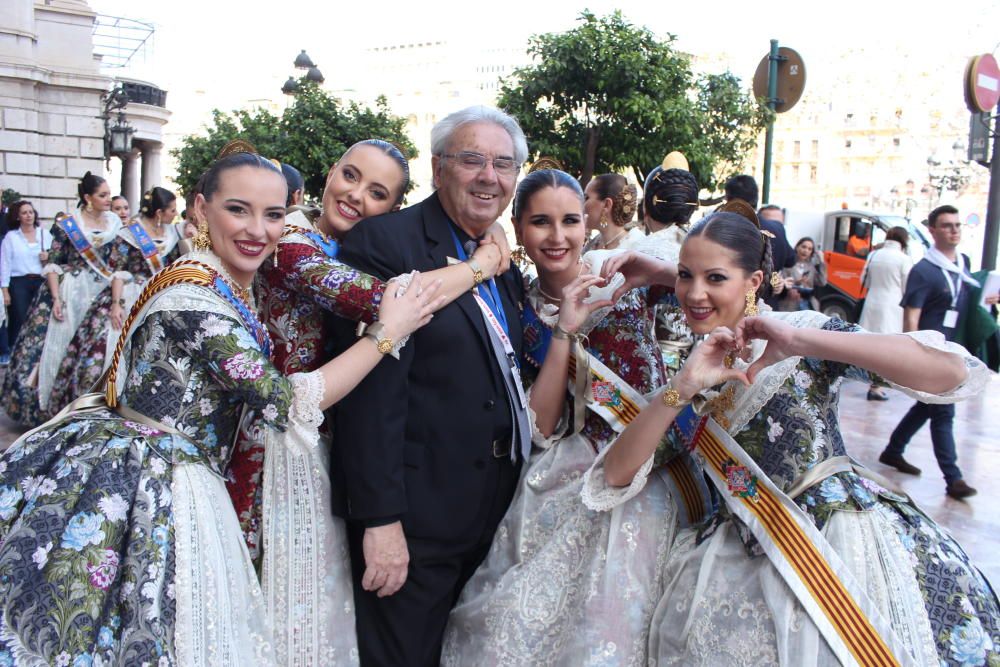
[695,423,901,667]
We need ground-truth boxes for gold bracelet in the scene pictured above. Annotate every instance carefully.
[465,257,484,286]
[551,324,578,340]
[660,379,693,408]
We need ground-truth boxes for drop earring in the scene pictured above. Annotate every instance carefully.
[193,219,212,252]
[744,289,759,317]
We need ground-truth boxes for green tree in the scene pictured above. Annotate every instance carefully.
[171,81,417,200]
[497,11,769,192]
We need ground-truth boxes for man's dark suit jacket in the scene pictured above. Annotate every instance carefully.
[327,192,524,544]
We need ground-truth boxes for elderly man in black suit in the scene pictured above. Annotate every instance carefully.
[327,105,532,666]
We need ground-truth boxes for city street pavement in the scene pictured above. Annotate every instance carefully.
[0,370,998,584]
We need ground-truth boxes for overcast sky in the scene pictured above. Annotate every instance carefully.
[90,0,1000,123]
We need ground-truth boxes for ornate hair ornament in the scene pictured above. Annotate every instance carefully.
[661,151,690,172]
[718,199,761,229]
[216,139,259,159]
[613,183,638,226]
[528,156,563,174]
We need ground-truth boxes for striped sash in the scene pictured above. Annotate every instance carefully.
[126,220,165,273]
[58,215,114,279]
[693,417,916,667]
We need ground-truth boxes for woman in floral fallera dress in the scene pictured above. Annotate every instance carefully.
[0,151,444,666]
[1,173,121,427]
[443,170,694,666]
[47,186,182,417]
[584,211,998,666]
[241,141,505,666]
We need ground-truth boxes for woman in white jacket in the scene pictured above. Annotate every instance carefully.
[859,226,914,400]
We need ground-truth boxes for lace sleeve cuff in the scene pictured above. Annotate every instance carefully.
[288,370,325,430]
[885,330,990,404]
[377,272,422,358]
[525,386,570,449]
[581,441,655,512]
[41,264,63,276]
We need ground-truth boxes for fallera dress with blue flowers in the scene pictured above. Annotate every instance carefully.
[0,251,324,666]
[584,311,999,666]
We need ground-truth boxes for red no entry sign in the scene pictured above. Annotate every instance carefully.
[966,54,1000,113]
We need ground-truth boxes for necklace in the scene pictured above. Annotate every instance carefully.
[537,284,562,303]
[597,229,628,249]
[536,263,585,304]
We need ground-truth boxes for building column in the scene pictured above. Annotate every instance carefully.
[141,142,163,194]
[121,148,141,215]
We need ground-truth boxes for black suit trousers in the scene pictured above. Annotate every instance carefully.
[347,454,520,667]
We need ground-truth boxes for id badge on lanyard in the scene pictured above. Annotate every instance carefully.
[941,267,960,328]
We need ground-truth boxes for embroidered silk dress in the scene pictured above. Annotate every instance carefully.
[441,283,686,666]
[583,311,998,666]
[623,225,697,377]
[232,212,386,666]
[46,222,182,416]
[0,252,326,666]
[1,210,120,427]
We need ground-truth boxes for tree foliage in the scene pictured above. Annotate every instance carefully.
[497,11,769,192]
[170,82,417,200]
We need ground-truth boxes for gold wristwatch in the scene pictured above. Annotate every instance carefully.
[465,257,485,286]
[660,379,692,408]
[363,322,394,355]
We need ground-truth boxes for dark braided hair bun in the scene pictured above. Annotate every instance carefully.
[643,167,699,226]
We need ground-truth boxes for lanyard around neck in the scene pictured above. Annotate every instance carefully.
[448,224,510,336]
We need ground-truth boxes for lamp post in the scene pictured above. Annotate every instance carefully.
[924,142,973,213]
[282,50,323,96]
[101,84,134,168]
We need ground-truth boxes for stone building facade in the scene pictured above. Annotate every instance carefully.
[0,0,169,222]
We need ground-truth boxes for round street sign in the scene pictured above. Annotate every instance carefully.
[753,47,807,114]
[965,54,1000,113]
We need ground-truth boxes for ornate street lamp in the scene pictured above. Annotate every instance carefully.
[293,50,315,70]
[282,50,324,96]
[101,84,134,167]
[281,76,300,96]
[305,66,325,84]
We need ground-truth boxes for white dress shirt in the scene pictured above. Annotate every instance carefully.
[1,227,52,287]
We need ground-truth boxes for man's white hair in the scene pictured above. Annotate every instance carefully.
[430,106,528,165]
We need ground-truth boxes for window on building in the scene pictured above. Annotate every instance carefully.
[845,139,852,149]
[809,164,817,183]
[893,137,901,147]
[811,139,819,157]
[792,164,800,181]
[793,141,801,159]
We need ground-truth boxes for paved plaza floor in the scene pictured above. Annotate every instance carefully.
[1,371,998,584]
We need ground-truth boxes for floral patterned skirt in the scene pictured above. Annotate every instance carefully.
[441,433,678,666]
[47,289,116,418]
[649,501,1000,666]
[0,410,274,666]
[0,288,53,427]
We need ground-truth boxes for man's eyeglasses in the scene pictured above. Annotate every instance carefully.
[442,151,520,176]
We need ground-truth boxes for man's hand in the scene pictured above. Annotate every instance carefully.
[985,294,1000,307]
[362,521,409,598]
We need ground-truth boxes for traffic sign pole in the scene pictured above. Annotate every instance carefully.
[762,39,779,205]
[983,112,1000,271]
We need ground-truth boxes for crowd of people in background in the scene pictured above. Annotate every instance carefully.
[0,103,997,666]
